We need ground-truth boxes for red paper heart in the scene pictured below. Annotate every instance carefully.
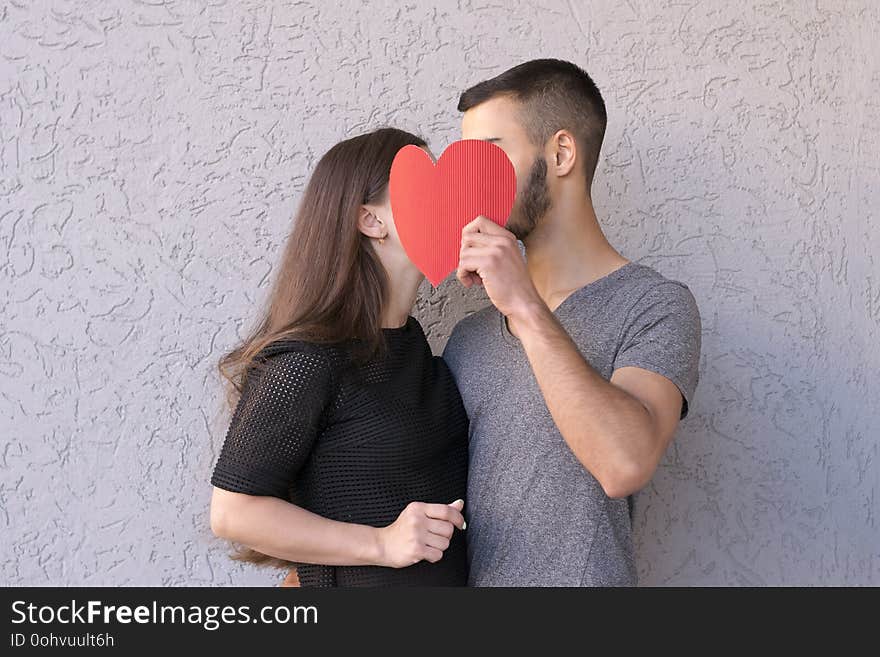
[389,140,516,287]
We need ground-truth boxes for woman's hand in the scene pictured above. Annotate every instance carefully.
[376,499,466,568]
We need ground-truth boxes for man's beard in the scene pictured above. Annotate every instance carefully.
[506,155,552,241]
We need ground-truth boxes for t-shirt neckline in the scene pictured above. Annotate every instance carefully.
[499,260,638,346]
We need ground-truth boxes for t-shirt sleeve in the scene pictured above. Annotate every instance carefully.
[210,346,334,499]
[613,281,702,419]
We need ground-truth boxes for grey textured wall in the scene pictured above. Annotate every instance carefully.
[2,0,878,586]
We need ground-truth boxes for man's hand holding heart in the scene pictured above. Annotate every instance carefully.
[388,140,516,287]
[456,215,545,326]
[385,137,546,325]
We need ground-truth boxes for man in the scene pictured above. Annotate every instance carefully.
[443,59,702,586]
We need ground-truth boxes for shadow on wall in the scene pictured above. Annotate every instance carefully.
[629,235,874,584]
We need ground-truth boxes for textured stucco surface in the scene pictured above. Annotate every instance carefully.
[2,1,878,586]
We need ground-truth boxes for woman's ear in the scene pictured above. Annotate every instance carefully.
[357,205,386,239]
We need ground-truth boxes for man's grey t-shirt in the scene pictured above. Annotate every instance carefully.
[442,261,701,586]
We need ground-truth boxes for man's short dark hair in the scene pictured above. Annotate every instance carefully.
[458,58,607,189]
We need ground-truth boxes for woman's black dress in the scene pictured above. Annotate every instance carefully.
[210,315,469,586]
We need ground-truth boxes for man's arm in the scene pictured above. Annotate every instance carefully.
[509,304,684,498]
[457,216,689,498]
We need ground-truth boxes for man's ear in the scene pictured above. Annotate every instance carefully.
[549,129,577,177]
[357,205,385,239]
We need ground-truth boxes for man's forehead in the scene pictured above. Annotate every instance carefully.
[461,96,521,136]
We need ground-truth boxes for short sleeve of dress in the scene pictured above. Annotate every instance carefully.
[210,344,335,499]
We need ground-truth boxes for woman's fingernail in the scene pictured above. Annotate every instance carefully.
[462,520,467,530]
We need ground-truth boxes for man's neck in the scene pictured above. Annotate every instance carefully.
[522,194,629,312]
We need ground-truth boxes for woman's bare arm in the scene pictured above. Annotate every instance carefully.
[209,486,465,569]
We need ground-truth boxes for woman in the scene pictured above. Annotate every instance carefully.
[209,127,469,586]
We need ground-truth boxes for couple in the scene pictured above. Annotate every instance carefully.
[208,59,701,587]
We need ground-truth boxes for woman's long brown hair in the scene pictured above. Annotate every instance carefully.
[216,127,427,568]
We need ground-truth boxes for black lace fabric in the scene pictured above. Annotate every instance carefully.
[211,316,469,586]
